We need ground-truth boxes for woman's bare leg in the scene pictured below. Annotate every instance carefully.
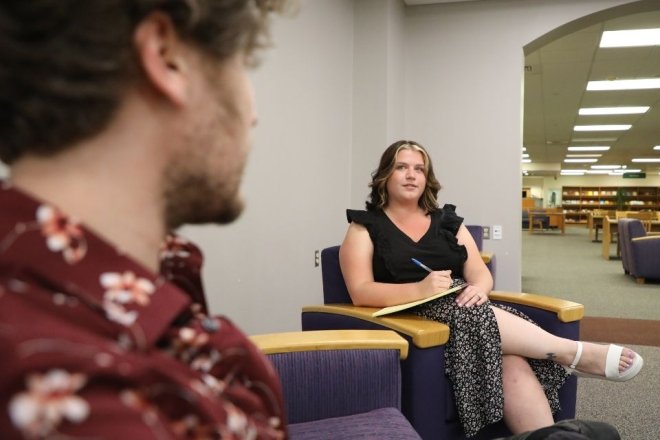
[492,307,635,375]
[501,355,554,434]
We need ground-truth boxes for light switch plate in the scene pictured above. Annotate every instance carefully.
[492,225,502,240]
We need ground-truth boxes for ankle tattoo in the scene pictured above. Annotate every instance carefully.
[545,352,557,361]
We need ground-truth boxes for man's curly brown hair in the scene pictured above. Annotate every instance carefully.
[0,0,286,164]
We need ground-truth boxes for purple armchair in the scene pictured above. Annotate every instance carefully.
[618,218,660,284]
[301,246,584,440]
[251,330,420,439]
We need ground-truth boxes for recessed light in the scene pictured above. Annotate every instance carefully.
[587,78,660,91]
[632,158,660,163]
[579,106,649,115]
[567,146,610,152]
[564,158,598,163]
[600,29,660,48]
[574,125,632,131]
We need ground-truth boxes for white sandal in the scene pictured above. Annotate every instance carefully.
[564,341,643,382]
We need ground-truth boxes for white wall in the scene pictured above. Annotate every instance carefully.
[350,0,407,209]
[181,0,355,334]
[402,0,640,291]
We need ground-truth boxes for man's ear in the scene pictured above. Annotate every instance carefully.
[133,12,190,107]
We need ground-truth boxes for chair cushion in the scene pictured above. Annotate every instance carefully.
[288,407,421,439]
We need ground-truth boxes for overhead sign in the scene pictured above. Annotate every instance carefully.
[623,172,646,179]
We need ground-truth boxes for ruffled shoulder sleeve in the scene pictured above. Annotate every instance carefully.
[346,209,376,226]
[435,204,464,235]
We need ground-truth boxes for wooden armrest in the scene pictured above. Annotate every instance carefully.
[489,291,584,322]
[250,329,408,359]
[302,304,449,349]
[480,252,493,264]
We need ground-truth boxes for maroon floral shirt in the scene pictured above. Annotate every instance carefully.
[0,181,287,439]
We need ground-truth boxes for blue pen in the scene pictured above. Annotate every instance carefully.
[411,258,433,273]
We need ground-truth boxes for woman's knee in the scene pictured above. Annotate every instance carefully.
[502,355,535,385]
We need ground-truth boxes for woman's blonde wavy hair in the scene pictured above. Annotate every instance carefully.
[366,140,441,212]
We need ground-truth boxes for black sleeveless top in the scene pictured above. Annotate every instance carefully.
[346,204,468,284]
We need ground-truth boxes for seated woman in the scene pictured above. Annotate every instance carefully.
[339,140,643,438]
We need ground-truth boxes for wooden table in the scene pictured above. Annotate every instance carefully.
[529,212,565,234]
[588,214,607,242]
[602,217,660,260]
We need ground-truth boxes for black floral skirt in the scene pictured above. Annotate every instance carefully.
[411,296,568,438]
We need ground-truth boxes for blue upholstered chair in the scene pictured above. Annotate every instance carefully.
[251,330,420,439]
[617,218,660,284]
[301,246,584,440]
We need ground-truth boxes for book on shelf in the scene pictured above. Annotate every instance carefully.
[371,278,468,317]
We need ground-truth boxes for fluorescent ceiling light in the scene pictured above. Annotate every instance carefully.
[564,158,598,163]
[522,153,529,158]
[522,159,531,163]
[587,78,660,91]
[610,169,641,173]
[571,137,617,142]
[574,125,632,131]
[586,170,611,174]
[591,165,621,169]
[579,106,649,115]
[654,146,660,150]
[632,158,660,163]
[566,154,602,158]
[561,171,585,175]
[600,29,660,48]
[567,146,610,152]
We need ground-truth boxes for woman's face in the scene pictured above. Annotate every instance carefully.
[386,148,427,205]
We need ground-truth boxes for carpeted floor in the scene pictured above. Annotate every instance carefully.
[522,226,660,439]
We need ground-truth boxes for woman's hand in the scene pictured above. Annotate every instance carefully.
[455,284,488,307]
[418,270,453,298]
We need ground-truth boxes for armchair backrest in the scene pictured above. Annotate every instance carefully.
[628,218,647,239]
[465,224,483,251]
[321,246,351,304]
[267,348,402,424]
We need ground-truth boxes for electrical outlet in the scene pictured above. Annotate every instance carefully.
[492,225,502,240]
[314,250,320,267]
[482,226,490,240]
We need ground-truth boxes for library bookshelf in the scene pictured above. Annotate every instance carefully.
[561,186,660,224]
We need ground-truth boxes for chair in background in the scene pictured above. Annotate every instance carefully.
[617,218,660,284]
[250,329,420,439]
[626,211,657,233]
[522,209,549,231]
[301,246,584,440]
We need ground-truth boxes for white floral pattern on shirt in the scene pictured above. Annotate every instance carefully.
[100,271,155,326]
[36,205,87,264]
[9,369,90,438]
